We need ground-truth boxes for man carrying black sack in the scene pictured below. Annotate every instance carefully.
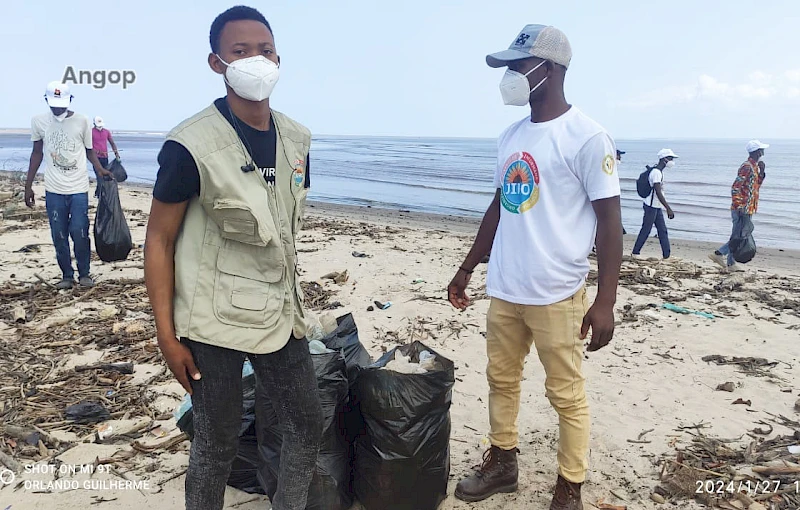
[144,6,322,510]
[709,140,768,272]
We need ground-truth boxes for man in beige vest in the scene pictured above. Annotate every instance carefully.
[144,6,322,510]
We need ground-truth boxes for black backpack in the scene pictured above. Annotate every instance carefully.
[636,166,654,199]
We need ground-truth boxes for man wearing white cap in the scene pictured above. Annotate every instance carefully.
[632,148,678,259]
[92,116,120,169]
[709,140,768,271]
[448,23,622,510]
[25,81,112,289]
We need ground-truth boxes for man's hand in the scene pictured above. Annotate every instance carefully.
[581,300,615,351]
[159,336,201,394]
[97,167,113,178]
[666,207,675,220]
[24,187,35,208]
[114,152,121,161]
[447,269,472,311]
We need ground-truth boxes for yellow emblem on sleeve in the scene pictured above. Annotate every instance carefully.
[602,154,615,175]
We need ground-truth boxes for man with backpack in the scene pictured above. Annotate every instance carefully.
[632,149,678,259]
[708,140,768,271]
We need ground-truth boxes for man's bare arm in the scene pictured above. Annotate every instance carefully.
[24,141,44,208]
[582,196,622,351]
[592,196,622,308]
[144,199,201,393]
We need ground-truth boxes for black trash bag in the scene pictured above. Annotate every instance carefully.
[352,341,454,510]
[108,158,128,183]
[65,401,110,424]
[94,178,134,263]
[728,213,757,264]
[321,313,372,448]
[257,349,352,510]
[321,313,371,384]
[731,234,757,263]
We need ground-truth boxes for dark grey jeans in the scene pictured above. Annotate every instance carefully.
[184,337,323,510]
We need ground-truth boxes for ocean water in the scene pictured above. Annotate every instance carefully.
[1,133,798,249]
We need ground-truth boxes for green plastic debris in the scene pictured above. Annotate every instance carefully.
[661,303,715,319]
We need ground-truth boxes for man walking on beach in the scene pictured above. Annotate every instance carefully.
[25,81,112,289]
[144,6,321,510]
[448,25,622,509]
[92,116,121,169]
[632,149,678,259]
[709,140,768,271]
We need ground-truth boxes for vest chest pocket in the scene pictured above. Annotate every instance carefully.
[211,198,275,247]
[213,245,286,329]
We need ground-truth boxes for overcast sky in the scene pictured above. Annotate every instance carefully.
[2,0,799,139]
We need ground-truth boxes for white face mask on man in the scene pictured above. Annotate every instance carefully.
[52,111,68,122]
[665,160,676,169]
[216,55,280,102]
[499,60,547,106]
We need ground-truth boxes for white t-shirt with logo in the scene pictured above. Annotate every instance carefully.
[31,112,93,195]
[643,168,664,209]
[486,107,621,306]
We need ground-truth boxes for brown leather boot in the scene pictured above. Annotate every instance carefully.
[549,475,583,510]
[454,446,518,502]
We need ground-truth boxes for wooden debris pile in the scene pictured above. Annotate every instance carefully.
[300,281,340,311]
[303,217,401,239]
[0,278,176,465]
[702,355,782,379]
[657,426,800,509]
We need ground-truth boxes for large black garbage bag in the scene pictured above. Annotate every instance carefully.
[175,370,263,494]
[352,341,454,510]
[731,234,757,263]
[321,313,371,383]
[257,350,352,510]
[94,178,133,262]
[728,213,757,264]
[108,158,128,182]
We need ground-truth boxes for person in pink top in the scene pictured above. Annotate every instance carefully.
[91,116,120,168]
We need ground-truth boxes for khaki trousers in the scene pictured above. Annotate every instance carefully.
[486,288,590,483]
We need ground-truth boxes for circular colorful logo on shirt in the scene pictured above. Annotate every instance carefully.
[501,152,540,214]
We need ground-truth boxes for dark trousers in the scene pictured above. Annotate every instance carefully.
[98,156,109,168]
[45,192,90,280]
[633,204,670,258]
[184,337,323,510]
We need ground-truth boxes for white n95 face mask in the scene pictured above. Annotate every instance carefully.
[499,60,547,106]
[217,55,280,102]
[665,160,676,168]
[53,111,68,122]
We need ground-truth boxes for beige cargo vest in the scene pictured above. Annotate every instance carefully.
[167,104,311,354]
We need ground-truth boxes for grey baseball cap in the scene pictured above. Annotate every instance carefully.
[486,24,572,69]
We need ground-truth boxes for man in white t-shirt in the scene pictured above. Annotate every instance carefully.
[25,81,112,289]
[448,24,622,510]
[632,149,677,259]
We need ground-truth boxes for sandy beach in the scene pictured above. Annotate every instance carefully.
[1,174,799,510]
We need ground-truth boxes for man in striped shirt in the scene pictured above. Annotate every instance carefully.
[709,140,768,271]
